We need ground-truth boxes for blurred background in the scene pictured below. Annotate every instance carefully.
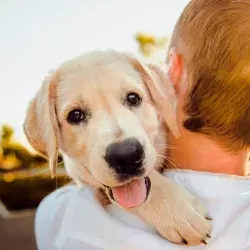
[0,0,189,249]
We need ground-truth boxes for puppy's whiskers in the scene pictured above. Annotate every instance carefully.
[57,161,64,167]
[155,144,181,151]
[62,177,72,187]
[24,168,50,178]
[157,154,178,169]
[157,159,169,169]
[166,157,178,169]
[156,133,169,137]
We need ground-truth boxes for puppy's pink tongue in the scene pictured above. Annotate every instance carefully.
[112,178,147,208]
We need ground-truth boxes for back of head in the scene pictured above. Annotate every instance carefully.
[170,0,250,150]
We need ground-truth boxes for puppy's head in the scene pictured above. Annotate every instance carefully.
[24,51,179,208]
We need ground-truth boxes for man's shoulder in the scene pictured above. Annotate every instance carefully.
[37,184,94,216]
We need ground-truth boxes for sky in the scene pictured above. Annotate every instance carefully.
[0,0,189,148]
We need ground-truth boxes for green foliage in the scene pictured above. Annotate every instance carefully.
[135,32,170,59]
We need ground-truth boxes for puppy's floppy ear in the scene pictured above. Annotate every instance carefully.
[23,72,60,177]
[126,55,180,137]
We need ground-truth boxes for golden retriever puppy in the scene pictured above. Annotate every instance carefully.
[24,51,211,245]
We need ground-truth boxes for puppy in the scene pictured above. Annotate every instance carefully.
[24,51,211,245]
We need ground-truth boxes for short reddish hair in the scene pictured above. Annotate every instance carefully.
[170,0,250,150]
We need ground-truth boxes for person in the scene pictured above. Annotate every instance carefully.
[35,0,250,249]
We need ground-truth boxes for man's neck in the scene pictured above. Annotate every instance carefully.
[167,130,249,176]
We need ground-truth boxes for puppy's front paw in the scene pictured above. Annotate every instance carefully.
[134,171,212,245]
[156,187,211,245]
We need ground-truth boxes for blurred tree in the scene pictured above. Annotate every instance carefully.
[0,124,47,172]
[135,32,170,63]
[0,125,66,211]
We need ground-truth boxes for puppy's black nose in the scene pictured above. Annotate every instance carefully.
[104,138,144,175]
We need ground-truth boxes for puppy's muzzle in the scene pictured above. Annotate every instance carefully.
[104,138,145,176]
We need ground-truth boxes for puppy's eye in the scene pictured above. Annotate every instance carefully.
[126,92,142,107]
[67,109,86,124]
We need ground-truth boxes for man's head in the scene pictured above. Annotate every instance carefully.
[167,0,250,152]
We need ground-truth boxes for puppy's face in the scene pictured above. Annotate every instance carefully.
[24,51,179,208]
[58,57,158,183]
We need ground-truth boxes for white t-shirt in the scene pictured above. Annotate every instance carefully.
[35,170,250,250]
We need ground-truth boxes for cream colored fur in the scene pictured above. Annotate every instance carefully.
[24,51,211,245]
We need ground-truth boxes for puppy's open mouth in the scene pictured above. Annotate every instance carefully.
[108,177,151,208]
